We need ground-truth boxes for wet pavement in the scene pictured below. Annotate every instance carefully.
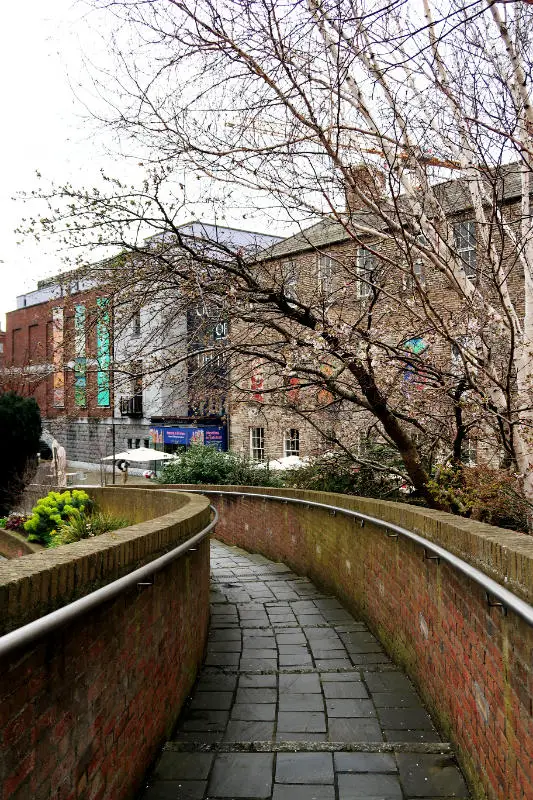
[139,540,470,799]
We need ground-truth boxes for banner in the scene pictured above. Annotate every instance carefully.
[149,425,227,451]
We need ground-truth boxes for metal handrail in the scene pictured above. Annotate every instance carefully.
[0,505,218,661]
[182,489,533,628]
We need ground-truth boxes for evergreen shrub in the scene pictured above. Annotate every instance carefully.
[158,444,283,487]
[24,490,93,546]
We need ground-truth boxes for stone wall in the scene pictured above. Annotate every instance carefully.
[44,418,154,464]
[172,485,533,800]
[0,487,211,800]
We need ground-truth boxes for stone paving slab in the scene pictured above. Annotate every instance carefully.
[139,541,470,800]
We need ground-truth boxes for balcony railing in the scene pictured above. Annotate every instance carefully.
[119,395,143,417]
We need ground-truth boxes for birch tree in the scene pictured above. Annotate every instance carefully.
[23,0,533,509]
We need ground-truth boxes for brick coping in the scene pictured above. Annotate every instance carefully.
[169,484,533,605]
[0,486,210,635]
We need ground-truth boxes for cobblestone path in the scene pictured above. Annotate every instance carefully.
[140,540,470,799]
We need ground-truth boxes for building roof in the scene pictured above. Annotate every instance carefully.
[261,161,531,260]
[13,221,283,311]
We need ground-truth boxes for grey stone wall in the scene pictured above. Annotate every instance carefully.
[44,417,153,464]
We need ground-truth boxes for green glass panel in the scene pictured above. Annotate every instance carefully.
[96,298,111,406]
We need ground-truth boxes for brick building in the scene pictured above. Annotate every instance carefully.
[0,326,5,370]
[4,274,115,462]
[4,221,281,464]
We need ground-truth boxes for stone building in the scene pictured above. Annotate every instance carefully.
[228,163,531,468]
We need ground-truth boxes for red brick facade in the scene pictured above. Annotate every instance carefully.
[4,289,112,421]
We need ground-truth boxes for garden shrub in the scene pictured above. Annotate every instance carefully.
[427,465,530,532]
[50,510,131,547]
[284,445,405,498]
[0,392,41,515]
[158,444,283,487]
[4,513,28,532]
[24,490,93,546]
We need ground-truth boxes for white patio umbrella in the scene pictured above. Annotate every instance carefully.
[256,455,309,470]
[101,447,176,463]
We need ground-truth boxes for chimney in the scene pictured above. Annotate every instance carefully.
[345,164,386,213]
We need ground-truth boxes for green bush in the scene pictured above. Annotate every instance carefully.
[284,445,406,498]
[5,514,27,532]
[158,444,283,487]
[24,490,93,546]
[50,510,131,547]
[0,392,41,515]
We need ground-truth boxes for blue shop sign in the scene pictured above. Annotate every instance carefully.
[150,425,227,451]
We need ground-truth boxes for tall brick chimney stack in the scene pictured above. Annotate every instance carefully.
[345,164,386,213]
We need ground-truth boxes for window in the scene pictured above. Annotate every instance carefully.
[198,351,224,371]
[317,254,333,294]
[403,337,429,390]
[96,297,111,407]
[127,438,133,449]
[357,247,376,298]
[404,259,425,292]
[250,427,265,461]
[131,360,143,396]
[283,374,300,404]
[461,437,477,465]
[282,261,298,303]
[250,364,264,402]
[135,438,141,448]
[144,439,150,449]
[132,308,141,337]
[284,429,300,457]
[453,221,476,278]
[355,430,368,456]
[0,342,3,353]
[451,336,478,375]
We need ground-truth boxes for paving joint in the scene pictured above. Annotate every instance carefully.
[164,740,455,754]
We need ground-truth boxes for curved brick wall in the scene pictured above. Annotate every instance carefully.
[0,529,41,560]
[0,487,211,800]
[174,485,533,800]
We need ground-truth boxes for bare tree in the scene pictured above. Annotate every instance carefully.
[21,0,533,510]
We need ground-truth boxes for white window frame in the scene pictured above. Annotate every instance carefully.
[453,220,476,278]
[317,254,333,294]
[461,437,477,465]
[451,335,478,375]
[250,427,265,461]
[357,247,375,298]
[284,428,300,457]
[282,260,298,302]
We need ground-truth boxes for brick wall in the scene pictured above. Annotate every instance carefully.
[0,530,41,560]
[0,487,211,800]
[179,485,533,800]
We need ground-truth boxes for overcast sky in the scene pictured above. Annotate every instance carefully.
[0,0,302,330]
[0,1,238,326]
[0,1,101,324]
